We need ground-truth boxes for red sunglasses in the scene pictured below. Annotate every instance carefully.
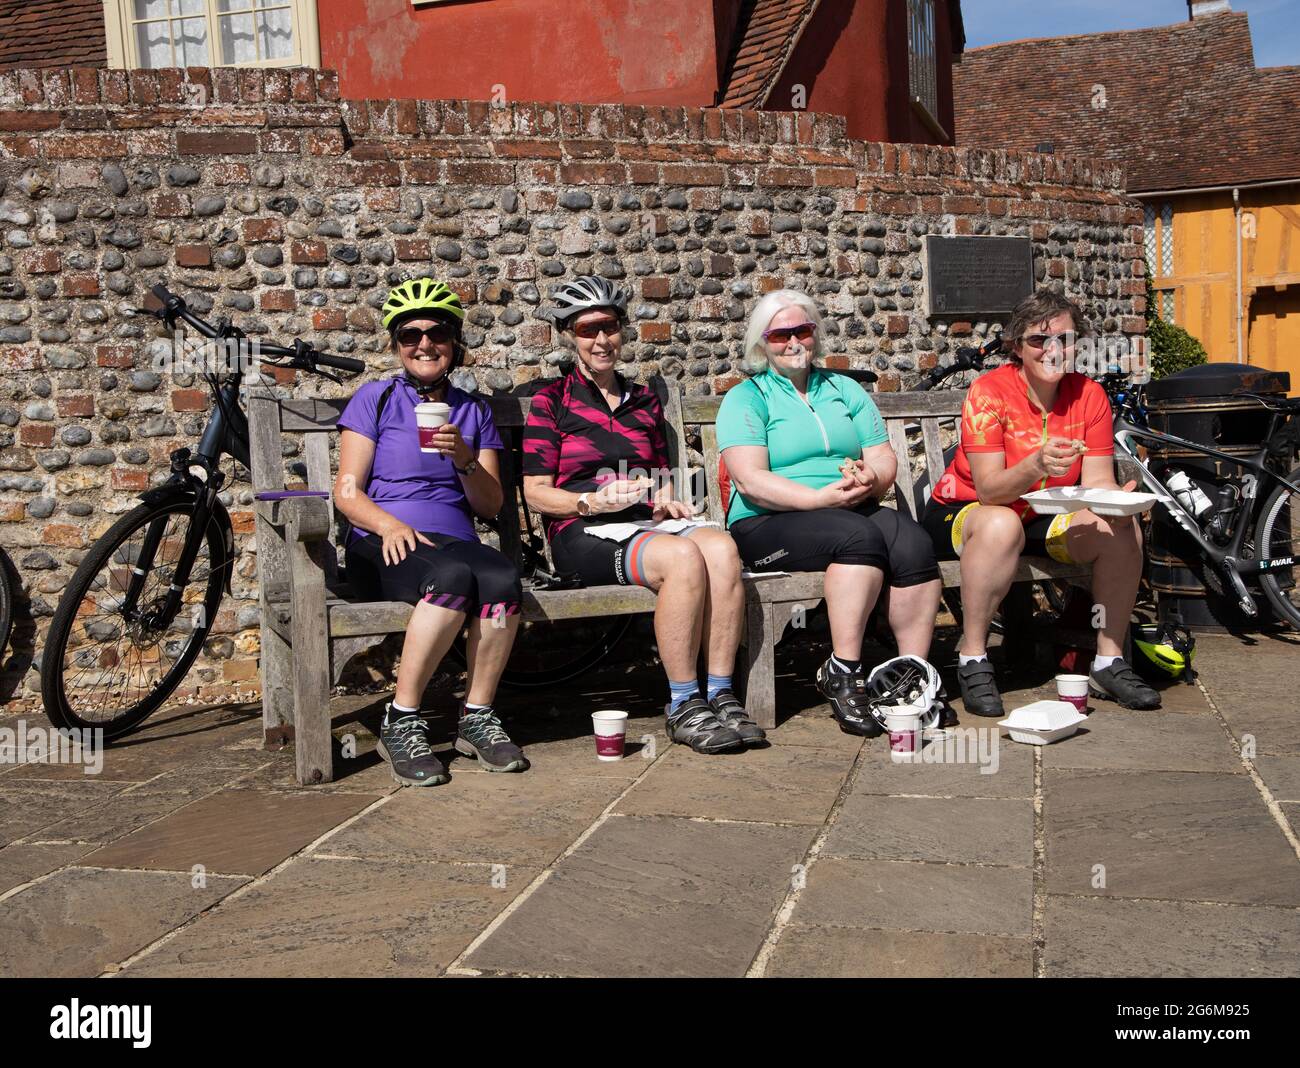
[763,322,817,345]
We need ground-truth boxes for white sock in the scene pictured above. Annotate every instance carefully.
[1092,655,1121,672]
[958,653,989,666]
[385,699,418,726]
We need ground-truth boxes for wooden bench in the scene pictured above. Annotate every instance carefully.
[249,380,1093,785]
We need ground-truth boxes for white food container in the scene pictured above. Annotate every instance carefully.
[997,700,1088,745]
[1021,487,1159,517]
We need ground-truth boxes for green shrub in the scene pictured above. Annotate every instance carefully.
[1145,271,1208,379]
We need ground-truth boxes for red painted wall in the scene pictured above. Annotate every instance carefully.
[319,0,735,105]
[771,0,957,144]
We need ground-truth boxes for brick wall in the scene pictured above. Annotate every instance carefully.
[0,66,1146,708]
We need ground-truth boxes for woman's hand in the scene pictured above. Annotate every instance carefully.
[429,423,474,469]
[652,498,696,522]
[816,479,873,510]
[1037,436,1082,479]
[379,519,435,566]
[592,477,653,514]
[839,457,878,495]
[1096,479,1140,530]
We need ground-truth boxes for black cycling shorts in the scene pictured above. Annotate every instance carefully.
[344,532,522,619]
[550,518,708,588]
[921,499,1078,564]
[730,504,940,587]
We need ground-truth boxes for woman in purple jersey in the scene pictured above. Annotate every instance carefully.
[522,276,763,756]
[335,278,525,787]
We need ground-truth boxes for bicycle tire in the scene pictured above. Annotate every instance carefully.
[41,500,228,739]
[0,546,13,663]
[447,614,634,689]
[1255,464,1300,630]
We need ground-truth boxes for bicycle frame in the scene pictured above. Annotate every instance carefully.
[1111,389,1300,615]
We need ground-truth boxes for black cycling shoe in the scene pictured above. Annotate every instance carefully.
[1090,660,1161,710]
[666,697,745,754]
[377,707,450,787]
[816,658,882,737]
[709,690,766,746]
[455,706,529,771]
[935,687,960,728]
[957,659,1004,718]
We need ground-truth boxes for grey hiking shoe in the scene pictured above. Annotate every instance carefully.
[1090,659,1161,710]
[377,707,449,787]
[709,690,766,746]
[957,658,1004,718]
[666,697,744,754]
[455,707,528,771]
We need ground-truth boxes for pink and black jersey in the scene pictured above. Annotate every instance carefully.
[522,367,669,540]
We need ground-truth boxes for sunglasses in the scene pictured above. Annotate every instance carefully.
[763,322,817,345]
[1021,332,1077,351]
[572,317,622,340]
[396,325,456,348]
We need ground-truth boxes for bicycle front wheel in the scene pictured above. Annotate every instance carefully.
[41,500,229,738]
[1256,465,1300,629]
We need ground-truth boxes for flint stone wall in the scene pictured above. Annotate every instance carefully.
[0,66,1146,706]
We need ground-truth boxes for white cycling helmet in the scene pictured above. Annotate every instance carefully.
[549,275,629,328]
[865,655,944,731]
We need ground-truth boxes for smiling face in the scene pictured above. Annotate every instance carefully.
[393,317,457,386]
[1014,311,1078,390]
[762,304,818,378]
[569,307,623,377]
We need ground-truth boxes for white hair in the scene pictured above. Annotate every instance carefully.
[741,289,825,373]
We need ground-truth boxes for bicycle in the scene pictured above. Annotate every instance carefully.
[1104,373,1300,628]
[39,284,366,739]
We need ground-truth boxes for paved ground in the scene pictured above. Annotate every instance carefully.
[1,628,1298,978]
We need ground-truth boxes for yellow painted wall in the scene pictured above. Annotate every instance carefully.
[1150,184,1300,392]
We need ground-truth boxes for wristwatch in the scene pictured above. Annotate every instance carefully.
[576,493,592,517]
[454,459,479,477]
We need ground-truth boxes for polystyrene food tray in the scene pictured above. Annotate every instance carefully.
[1021,487,1159,516]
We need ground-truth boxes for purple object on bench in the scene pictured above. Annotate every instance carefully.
[254,490,331,501]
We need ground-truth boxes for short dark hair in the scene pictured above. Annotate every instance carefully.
[1006,290,1086,363]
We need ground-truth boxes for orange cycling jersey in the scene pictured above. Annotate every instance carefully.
[931,363,1114,519]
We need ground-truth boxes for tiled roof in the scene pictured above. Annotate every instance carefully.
[953,12,1300,193]
[0,0,107,71]
[720,0,822,109]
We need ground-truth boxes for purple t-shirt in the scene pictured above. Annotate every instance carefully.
[337,377,503,543]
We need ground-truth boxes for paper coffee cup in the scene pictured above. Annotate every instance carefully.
[415,402,452,453]
[592,710,629,762]
[885,707,922,756]
[1055,674,1090,713]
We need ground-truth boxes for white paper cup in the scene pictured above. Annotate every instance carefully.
[592,710,629,761]
[885,707,922,756]
[415,402,452,452]
[1055,674,1090,713]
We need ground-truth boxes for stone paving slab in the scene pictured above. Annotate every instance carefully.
[1044,769,1300,905]
[1254,756,1300,803]
[0,866,245,978]
[465,813,814,977]
[825,794,1033,867]
[1195,633,1300,755]
[853,729,1031,798]
[323,773,628,869]
[766,924,1033,978]
[792,857,1033,937]
[83,790,381,876]
[0,780,130,848]
[614,742,857,825]
[122,857,535,978]
[0,843,94,895]
[1042,895,1300,977]
[1040,707,1239,773]
[36,790,205,846]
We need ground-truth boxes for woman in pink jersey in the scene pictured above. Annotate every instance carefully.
[522,276,762,755]
[921,290,1157,714]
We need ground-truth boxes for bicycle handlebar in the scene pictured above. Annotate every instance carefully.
[145,283,367,374]
[916,332,1004,392]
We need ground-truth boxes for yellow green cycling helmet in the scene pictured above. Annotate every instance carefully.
[381,278,465,333]
[1133,623,1195,682]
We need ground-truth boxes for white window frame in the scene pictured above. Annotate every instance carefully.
[104,0,321,69]
[907,0,942,135]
